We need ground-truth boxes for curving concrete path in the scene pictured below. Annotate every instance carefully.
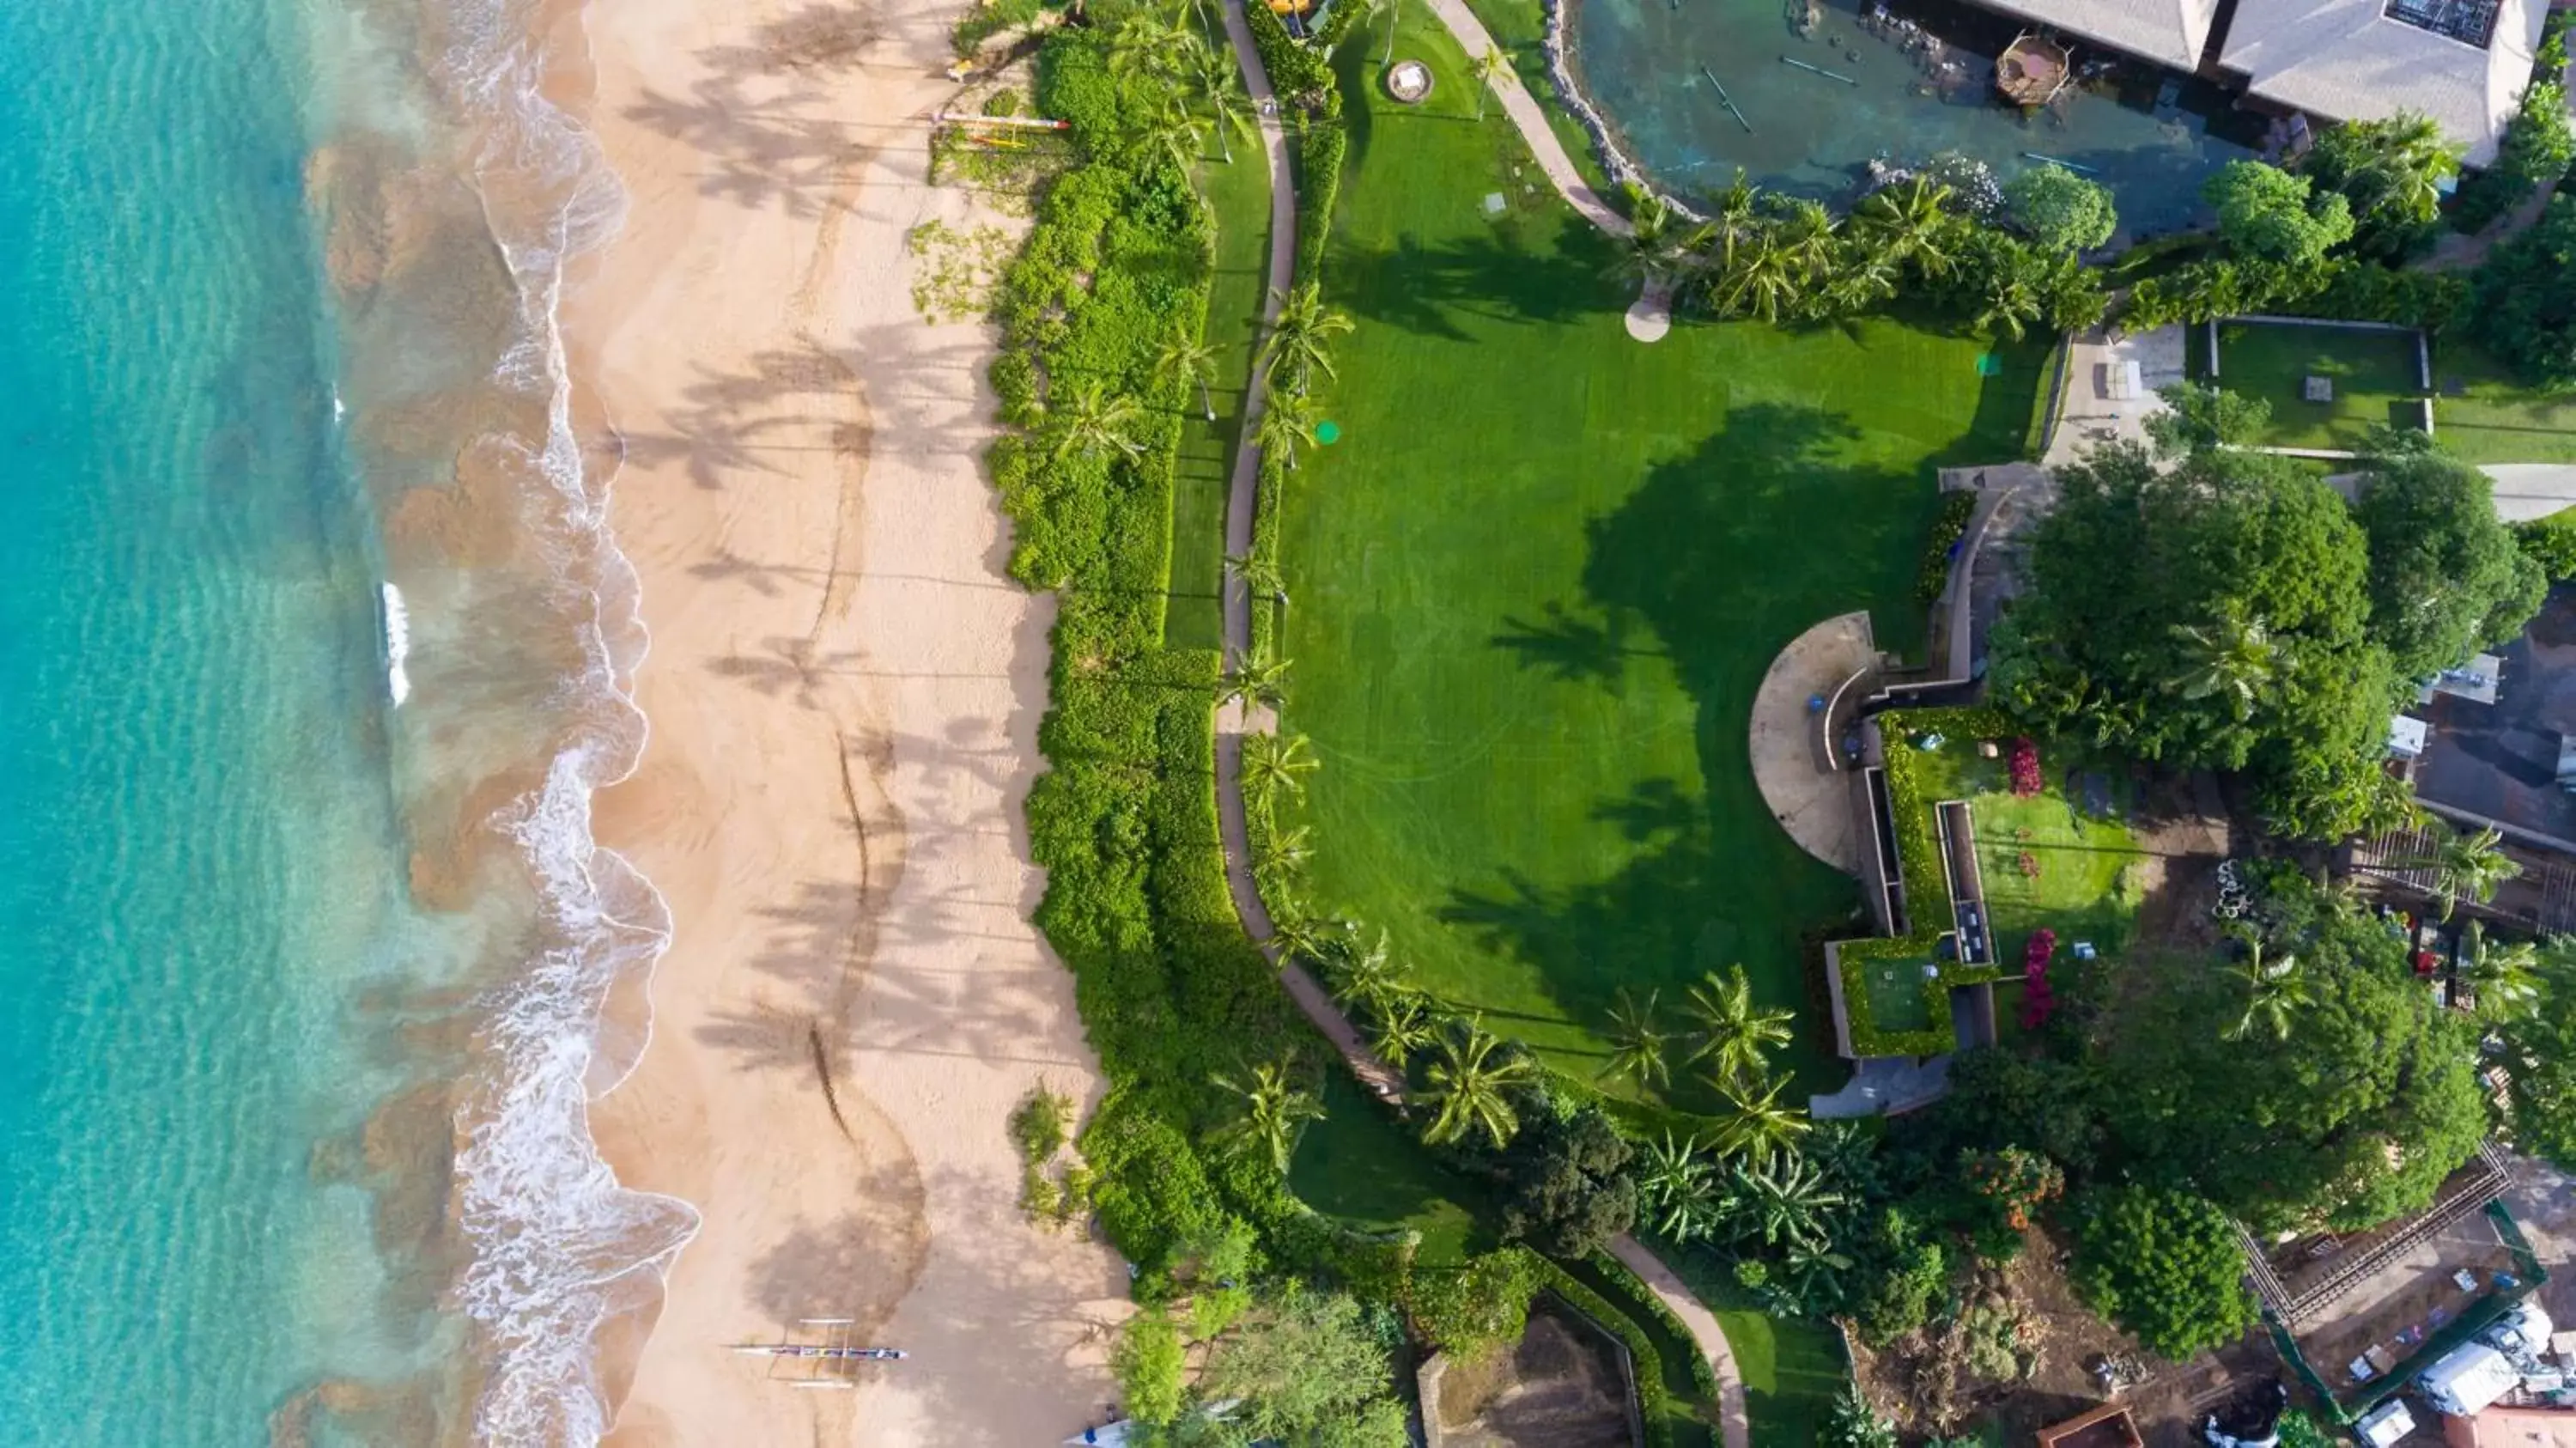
[1203,15,1747,1442]
[1748,611,1877,875]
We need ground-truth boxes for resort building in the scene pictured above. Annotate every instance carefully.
[2216,0,2548,167]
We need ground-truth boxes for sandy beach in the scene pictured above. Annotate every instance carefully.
[565,0,1130,1441]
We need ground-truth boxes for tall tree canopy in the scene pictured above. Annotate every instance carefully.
[2353,449,2547,680]
[2004,166,2118,253]
[2069,1186,2261,1359]
[1990,442,2398,837]
[1189,1286,1410,1448]
[2492,938,2576,1170]
[2075,909,2488,1232]
[2205,161,2357,266]
[2470,192,2576,387]
[1498,1102,1639,1257]
[2302,111,2458,256]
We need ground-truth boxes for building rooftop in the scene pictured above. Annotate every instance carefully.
[2413,585,2576,851]
[2217,0,2546,167]
[1965,0,2222,71]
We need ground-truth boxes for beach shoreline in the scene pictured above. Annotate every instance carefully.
[560,0,1130,1440]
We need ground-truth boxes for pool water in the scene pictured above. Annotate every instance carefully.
[1570,0,2267,236]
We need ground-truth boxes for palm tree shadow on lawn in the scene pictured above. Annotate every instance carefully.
[1442,400,2026,1103]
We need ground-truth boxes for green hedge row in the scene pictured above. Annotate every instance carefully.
[1528,1256,1700,1448]
[1912,490,1978,605]
[1836,706,2014,1056]
[1242,0,1356,112]
[1295,121,1347,278]
[993,13,1380,1287]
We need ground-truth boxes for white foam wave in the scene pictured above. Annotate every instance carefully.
[381,582,410,706]
[420,0,701,1443]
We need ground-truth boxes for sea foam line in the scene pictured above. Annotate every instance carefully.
[426,0,702,1442]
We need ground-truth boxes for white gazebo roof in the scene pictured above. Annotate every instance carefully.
[1967,0,2222,70]
[2218,0,2547,167]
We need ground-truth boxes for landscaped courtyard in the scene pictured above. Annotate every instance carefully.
[2193,318,2428,453]
[1273,10,2047,1106]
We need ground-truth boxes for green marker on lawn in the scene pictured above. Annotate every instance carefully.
[1315,420,1342,444]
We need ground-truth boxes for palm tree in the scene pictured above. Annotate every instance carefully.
[1599,986,1673,1089]
[2460,921,2542,1019]
[1972,266,2044,342]
[1368,990,1440,1070]
[2223,940,2309,1043]
[1254,824,1312,896]
[1265,910,1342,964]
[1261,283,1353,394]
[1048,380,1146,463]
[2168,612,2280,719]
[1139,99,1208,177]
[2338,110,2456,228]
[1220,653,1292,709]
[1420,1019,1535,1148]
[1212,1061,1325,1175]
[1771,198,1839,282]
[1731,1150,1843,1251]
[1851,175,1957,279]
[1714,1069,1811,1167]
[1227,550,1290,609]
[1154,331,1220,422]
[1635,1130,1716,1239]
[1685,964,1794,1088]
[1255,383,1321,470]
[1471,45,1509,123]
[1714,233,1803,324]
[1315,928,1406,1013]
[1195,49,1252,165]
[2404,823,2522,922]
[1240,729,1318,803]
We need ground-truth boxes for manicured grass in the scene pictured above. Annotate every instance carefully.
[2196,319,2427,453]
[1167,64,1274,648]
[2430,338,2576,466]
[1859,950,1940,1032]
[1290,1069,1497,1266]
[1905,733,2148,964]
[1663,1247,1849,1444]
[1278,12,2044,1101]
[1451,0,1621,204]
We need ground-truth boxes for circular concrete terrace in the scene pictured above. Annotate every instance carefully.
[1748,611,1880,877]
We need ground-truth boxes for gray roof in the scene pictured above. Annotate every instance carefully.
[2219,0,2547,167]
[1968,0,2222,70]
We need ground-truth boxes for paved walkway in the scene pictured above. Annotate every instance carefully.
[2042,325,2183,466]
[1417,0,1630,240]
[1607,1236,1752,1448]
[2482,464,2576,522]
[1748,611,1876,875]
[1205,18,1745,1431]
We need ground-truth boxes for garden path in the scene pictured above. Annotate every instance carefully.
[1748,611,1876,875]
[1418,0,1631,240]
[1608,1235,1753,1448]
[1208,15,1748,1439]
[1215,0,1407,1105]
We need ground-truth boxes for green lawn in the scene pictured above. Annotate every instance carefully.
[1663,1244,1850,1444]
[1290,1069,1498,1266]
[1903,728,2149,966]
[2196,319,2427,453]
[1277,12,2044,1102]
[2430,338,2576,466]
[1167,61,1274,649]
[1857,949,1941,1033]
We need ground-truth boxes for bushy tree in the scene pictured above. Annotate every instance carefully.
[2305,111,2457,257]
[2083,910,2488,1232]
[2145,380,2271,457]
[1989,442,2400,837]
[1498,1103,1639,1257]
[1115,1308,1188,1425]
[2493,938,2576,1169]
[2471,192,2576,386]
[2005,166,2118,252]
[1195,1286,1409,1447]
[2206,161,2356,266]
[2517,514,2576,580]
[2353,449,2547,679]
[2068,1185,2259,1359]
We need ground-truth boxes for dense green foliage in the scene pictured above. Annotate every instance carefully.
[2304,111,2457,258]
[1914,489,1978,605]
[2454,81,2575,233]
[1498,1103,1640,1256]
[2205,160,2355,266]
[2492,940,2576,1169]
[2353,449,2547,679]
[1990,443,2409,839]
[2470,193,2576,387]
[2067,1186,2259,1359]
[1115,1308,1190,1424]
[2518,512,2576,580]
[1820,1383,1899,1448]
[2003,166,2117,253]
[1189,1286,1412,1447]
[2069,904,2489,1232]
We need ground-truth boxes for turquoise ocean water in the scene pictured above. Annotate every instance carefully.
[0,0,693,1442]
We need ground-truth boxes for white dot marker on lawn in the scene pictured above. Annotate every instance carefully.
[1625,276,1672,344]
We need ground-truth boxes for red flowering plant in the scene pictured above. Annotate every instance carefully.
[2009,737,2044,798]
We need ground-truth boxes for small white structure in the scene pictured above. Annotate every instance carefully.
[2105,357,2146,400]
[2354,1398,2415,1448]
[2390,715,2431,759]
[2421,1342,2527,1416]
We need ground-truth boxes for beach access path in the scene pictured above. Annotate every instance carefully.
[1420,0,1631,240]
[579,0,1128,1443]
[1206,9,1745,1444]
